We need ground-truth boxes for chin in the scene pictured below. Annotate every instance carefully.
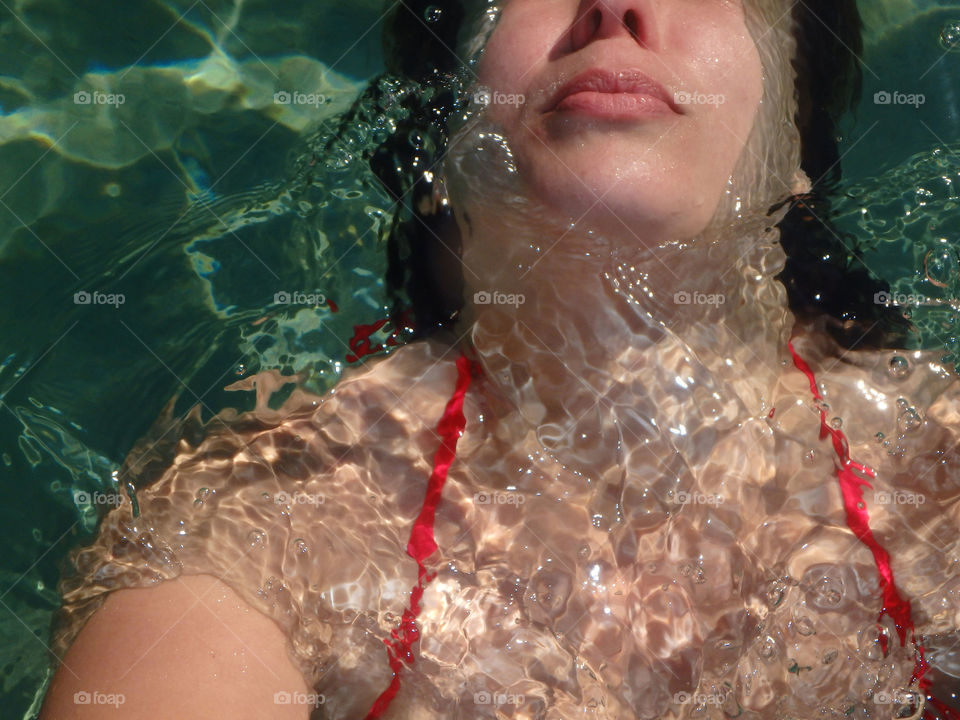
[523,163,716,241]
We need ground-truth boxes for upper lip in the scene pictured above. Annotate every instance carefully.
[545,68,682,115]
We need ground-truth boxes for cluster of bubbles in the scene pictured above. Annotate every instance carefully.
[830,144,960,368]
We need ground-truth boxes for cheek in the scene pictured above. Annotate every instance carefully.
[682,19,764,136]
[476,2,557,94]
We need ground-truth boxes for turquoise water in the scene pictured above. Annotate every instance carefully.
[0,1,390,715]
[0,1,959,718]
[833,5,960,364]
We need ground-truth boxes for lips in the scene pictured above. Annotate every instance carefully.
[545,68,683,118]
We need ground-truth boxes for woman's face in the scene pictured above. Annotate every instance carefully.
[475,0,764,241]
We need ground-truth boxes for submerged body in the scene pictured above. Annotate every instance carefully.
[45,312,960,718]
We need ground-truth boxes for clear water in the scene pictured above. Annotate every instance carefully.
[0,1,386,715]
[2,1,960,718]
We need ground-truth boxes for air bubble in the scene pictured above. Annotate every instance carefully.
[325,146,354,169]
[194,487,211,506]
[924,248,957,288]
[888,355,910,379]
[700,397,722,420]
[898,408,923,433]
[424,5,443,23]
[803,450,816,463]
[248,530,266,548]
[794,616,816,636]
[858,623,890,660]
[765,581,786,608]
[294,538,309,554]
[830,417,843,429]
[940,19,960,52]
[814,577,843,607]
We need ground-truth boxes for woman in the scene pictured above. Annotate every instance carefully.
[40,0,960,718]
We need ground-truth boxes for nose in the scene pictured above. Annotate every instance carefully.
[569,0,654,51]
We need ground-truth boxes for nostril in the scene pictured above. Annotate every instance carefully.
[589,8,602,36]
[624,9,640,41]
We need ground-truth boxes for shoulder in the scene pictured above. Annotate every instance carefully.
[41,574,312,719]
[322,338,468,433]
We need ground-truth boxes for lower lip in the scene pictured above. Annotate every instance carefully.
[552,91,676,119]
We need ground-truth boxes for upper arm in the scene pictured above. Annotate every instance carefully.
[40,574,312,720]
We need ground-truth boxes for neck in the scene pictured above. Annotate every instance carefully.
[445,125,793,439]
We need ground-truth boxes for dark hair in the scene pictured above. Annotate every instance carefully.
[351,0,909,346]
[778,0,909,347]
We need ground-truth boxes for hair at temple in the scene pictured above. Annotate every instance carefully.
[329,0,910,349]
